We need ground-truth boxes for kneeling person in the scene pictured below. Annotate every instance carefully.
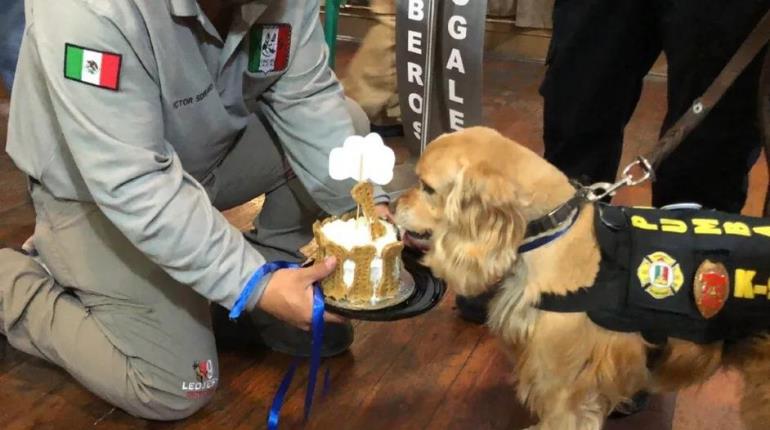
[0,0,389,420]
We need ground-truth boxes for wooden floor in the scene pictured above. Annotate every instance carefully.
[0,42,766,430]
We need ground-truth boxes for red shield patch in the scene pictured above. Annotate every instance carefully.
[694,260,730,319]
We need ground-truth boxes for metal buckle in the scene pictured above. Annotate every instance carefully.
[585,156,654,202]
[622,156,653,186]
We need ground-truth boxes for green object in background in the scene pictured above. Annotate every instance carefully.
[324,0,342,69]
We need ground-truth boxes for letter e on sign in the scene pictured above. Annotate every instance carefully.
[407,31,423,55]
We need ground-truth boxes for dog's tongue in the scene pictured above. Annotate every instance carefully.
[402,232,431,253]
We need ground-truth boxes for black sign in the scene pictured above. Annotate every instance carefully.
[396,0,487,154]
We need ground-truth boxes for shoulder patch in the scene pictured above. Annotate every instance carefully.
[248,24,292,73]
[64,43,122,91]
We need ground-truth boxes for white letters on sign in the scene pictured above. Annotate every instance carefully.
[445,4,468,133]
[409,0,424,21]
[407,30,423,55]
[448,15,467,40]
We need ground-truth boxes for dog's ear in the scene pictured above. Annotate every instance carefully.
[446,163,516,221]
[429,162,527,296]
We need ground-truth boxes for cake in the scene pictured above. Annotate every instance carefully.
[314,216,404,305]
[317,133,404,306]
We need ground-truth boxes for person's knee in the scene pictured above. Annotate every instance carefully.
[0,248,52,335]
[345,96,371,136]
[123,367,218,421]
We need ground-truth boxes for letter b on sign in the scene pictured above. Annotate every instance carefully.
[409,0,424,20]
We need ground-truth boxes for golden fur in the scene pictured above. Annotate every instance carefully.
[395,127,770,430]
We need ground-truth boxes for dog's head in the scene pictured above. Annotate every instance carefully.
[395,127,571,297]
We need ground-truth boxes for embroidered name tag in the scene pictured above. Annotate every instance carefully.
[248,24,292,73]
[64,43,122,91]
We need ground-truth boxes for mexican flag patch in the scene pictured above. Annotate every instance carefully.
[64,44,122,91]
[248,24,292,73]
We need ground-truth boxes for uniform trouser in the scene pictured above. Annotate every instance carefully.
[0,100,369,420]
[540,0,770,213]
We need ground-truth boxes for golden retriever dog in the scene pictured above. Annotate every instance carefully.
[395,126,770,430]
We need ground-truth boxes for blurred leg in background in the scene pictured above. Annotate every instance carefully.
[0,0,25,92]
[341,0,401,130]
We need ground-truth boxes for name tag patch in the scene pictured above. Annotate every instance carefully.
[248,24,292,73]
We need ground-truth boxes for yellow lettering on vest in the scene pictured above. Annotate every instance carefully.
[753,226,770,237]
[754,285,768,296]
[631,215,658,231]
[660,219,687,233]
[723,222,751,237]
[735,269,757,299]
[692,219,722,235]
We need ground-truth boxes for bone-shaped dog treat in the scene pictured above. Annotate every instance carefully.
[352,182,386,239]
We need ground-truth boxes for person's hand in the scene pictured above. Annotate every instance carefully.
[257,257,346,330]
[375,203,394,223]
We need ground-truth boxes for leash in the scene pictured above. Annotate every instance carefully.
[229,263,329,430]
[645,9,770,173]
[761,39,770,217]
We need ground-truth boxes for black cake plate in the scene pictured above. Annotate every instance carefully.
[322,248,447,321]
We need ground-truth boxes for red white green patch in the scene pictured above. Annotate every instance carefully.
[64,44,122,91]
[248,24,291,73]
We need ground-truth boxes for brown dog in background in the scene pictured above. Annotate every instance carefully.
[395,126,770,430]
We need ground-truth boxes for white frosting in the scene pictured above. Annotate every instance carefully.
[321,218,397,254]
[321,219,400,299]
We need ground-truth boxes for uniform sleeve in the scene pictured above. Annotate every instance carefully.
[259,2,390,216]
[28,1,269,309]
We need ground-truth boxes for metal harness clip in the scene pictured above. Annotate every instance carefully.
[585,156,654,202]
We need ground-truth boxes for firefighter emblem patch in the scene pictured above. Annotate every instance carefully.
[637,251,684,299]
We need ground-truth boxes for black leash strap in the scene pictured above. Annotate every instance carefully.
[760,34,770,217]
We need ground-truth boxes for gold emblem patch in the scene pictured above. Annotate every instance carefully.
[637,251,684,299]
[694,260,730,319]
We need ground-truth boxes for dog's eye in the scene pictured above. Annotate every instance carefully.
[421,181,435,195]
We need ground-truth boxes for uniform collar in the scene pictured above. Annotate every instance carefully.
[168,0,266,72]
[167,0,264,26]
[168,0,198,17]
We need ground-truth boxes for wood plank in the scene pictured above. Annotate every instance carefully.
[425,333,535,430]
[0,203,34,246]
[282,317,426,429]
[338,293,489,430]
[0,359,74,426]
[0,338,32,374]
[3,372,115,430]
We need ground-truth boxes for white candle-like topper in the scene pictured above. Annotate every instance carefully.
[329,133,395,185]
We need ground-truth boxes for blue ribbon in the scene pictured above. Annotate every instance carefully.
[228,261,328,430]
[229,261,301,320]
[267,284,327,430]
[304,284,325,422]
[267,359,299,429]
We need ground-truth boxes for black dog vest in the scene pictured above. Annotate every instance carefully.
[538,204,770,344]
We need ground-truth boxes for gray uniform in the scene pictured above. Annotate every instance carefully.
[1,0,377,420]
